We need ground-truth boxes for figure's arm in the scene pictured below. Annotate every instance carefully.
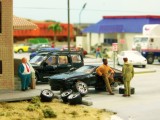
[96,67,103,76]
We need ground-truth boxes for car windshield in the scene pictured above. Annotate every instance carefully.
[30,55,47,65]
[75,65,96,74]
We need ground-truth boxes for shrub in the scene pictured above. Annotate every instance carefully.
[42,107,57,118]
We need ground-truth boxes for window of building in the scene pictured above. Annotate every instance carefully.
[104,38,117,45]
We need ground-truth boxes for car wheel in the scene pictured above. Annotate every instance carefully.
[158,56,160,63]
[35,73,40,83]
[60,89,73,103]
[75,81,88,96]
[67,92,82,105]
[142,65,146,68]
[40,89,54,102]
[147,55,154,64]
[18,49,23,53]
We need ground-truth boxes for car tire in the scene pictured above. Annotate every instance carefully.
[60,89,73,103]
[35,73,42,84]
[119,87,135,94]
[67,92,82,105]
[18,49,23,53]
[142,65,146,68]
[74,81,88,96]
[147,55,154,64]
[40,89,54,102]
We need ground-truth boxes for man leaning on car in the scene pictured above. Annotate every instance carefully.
[96,58,115,95]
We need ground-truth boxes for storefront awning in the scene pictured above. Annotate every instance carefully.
[13,16,38,30]
[83,24,124,33]
[82,17,145,33]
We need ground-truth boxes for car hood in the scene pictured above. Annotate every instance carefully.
[49,72,88,80]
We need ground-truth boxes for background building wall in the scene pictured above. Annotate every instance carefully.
[0,0,14,90]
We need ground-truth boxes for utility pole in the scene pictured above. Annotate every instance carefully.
[67,0,70,51]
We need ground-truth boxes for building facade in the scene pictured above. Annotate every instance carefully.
[0,0,14,90]
[83,15,160,53]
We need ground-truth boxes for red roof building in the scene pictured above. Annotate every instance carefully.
[14,21,75,42]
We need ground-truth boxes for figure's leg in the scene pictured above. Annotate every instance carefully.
[21,75,27,91]
[123,80,128,96]
[96,52,98,58]
[128,81,131,96]
[103,75,114,95]
[25,74,31,90]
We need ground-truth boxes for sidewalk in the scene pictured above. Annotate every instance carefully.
[0,84,50,102]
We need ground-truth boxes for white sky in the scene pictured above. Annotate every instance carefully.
[13,0,160,24]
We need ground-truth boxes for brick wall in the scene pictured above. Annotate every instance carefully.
[0,0,14,90]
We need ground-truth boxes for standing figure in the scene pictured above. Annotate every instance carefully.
[122,57,134,97]
[96,58,115,95]
[96,46,102,58]
[51,42,55,48]
[18,57,31,91]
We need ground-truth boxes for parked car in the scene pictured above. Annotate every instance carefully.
[28,44,51,53]
[14,44,30,53]
[30,51,84,83]
[117,50,147,68]
[29,47,61,59]
[61,45,88,57]
[48,65,123,96]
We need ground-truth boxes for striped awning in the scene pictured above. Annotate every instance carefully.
[13,16,38,30]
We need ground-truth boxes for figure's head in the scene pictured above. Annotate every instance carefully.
[102,58,108,65]
[123,57,128,62]
[21,57,27,63]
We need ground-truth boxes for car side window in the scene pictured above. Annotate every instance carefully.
[46,56,56,65]
[71,55,81,63]
[58,56,68,64]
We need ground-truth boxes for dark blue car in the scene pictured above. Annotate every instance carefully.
[30,47,61,59]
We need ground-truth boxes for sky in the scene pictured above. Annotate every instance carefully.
[13,0,160,24]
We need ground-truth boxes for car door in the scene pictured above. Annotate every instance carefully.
[42,55,58,79]
[118,51,125,65]
[57,55,72,73]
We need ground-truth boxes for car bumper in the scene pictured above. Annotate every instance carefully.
[49,79,74,91]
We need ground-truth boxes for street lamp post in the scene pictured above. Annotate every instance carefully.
[79,3,87,30]
[67,0,70,51]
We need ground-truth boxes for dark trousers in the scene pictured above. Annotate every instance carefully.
[20,74,31,90]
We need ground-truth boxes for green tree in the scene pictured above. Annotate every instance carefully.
[48,23,62,41]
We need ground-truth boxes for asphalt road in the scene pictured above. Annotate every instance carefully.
[14,53,160,120]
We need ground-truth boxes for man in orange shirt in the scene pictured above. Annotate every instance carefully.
[96,58,115,95]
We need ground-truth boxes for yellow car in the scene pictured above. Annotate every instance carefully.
[14,44,30,53]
